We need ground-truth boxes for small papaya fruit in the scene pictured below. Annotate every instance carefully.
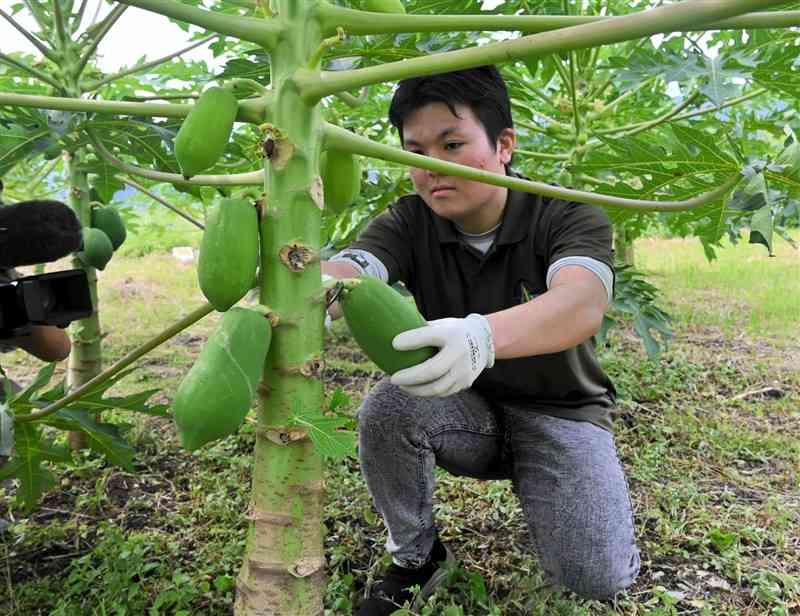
[91,205,126,250]
[320,150,362,214]
[172,307,271,451]
[80,227,114,271]
[174,86,238,178]
[339,277,435,374]
[198,198,259,312]
[363,0,405,13]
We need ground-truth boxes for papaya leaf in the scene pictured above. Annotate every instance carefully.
[10,362,57,404]
[728,172,767,212]
[48,409,135,471]
[290,405,356,461]
[7,422,69,511]
[748,204,774,255]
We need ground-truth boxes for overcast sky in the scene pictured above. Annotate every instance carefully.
[0,3,218,73]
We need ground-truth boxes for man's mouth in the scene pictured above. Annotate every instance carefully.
[430,186,455,196]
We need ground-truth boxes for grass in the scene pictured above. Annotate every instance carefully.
[1,234,798,616]
[635,231,799,341]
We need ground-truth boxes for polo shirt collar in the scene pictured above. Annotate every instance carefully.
[430,169,533,246]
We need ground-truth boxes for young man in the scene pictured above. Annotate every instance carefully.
[322,66,640,615]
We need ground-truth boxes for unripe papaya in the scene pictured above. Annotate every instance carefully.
[339,277,435,374]
[174,86,238,178]
[172,307,271,451]
[320,150,362,214]
[91,205,126,250]
[198,198,259,312]
[363,0,405,13]
[81,227,114,271]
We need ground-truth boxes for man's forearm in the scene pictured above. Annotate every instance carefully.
[486,276,607,360]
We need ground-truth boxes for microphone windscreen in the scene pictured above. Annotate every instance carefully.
[0,200,83,267]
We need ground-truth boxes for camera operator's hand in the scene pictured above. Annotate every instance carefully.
[12,326,71,362]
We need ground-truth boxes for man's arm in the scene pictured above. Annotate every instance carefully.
[13,326,71,362]
[487,265,608,360]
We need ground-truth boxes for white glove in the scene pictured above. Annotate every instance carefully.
[390,314,495,397]
[322,274,336,331]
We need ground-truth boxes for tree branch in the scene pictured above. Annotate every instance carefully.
[51,0,69,47]
[322,122,741,212]
[15,302,215,424]
[88,130,263,187]
[298,0,786,102]
[0,8,58,62]
[0,91,269,125]
[75,4,128,77]
[315,3,800,37]
[115,0,283,48]
[0,53,61,89]
[83,35,217,92]
[118,175,205,229]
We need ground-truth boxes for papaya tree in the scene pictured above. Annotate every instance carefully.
[2,0,800,614]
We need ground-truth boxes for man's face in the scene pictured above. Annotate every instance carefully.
[402,102,515,233]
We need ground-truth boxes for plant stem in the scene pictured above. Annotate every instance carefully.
[0,91,269,124]
[88,132,264,187]
[515,148,570,160]
[0,8,58,62]
[51,0,69,47]
[322,123,741,212]
[75,4,128,77]
[83,35,218,91]
[20,0,51,39]
[71,0,90,34]
[297,0,786,102]
[16,303,215,424]
[315,3,800,36]
[115,0,284,48]
[593,90,700,137]
[0,54,61,89]
[118,176,205,229]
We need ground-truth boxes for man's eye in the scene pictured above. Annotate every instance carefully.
[444,142,463,150]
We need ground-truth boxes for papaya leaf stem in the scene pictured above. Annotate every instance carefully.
[15,303,215,424]
[0,91,269,124]
[514,149,570,161]
[0,53,61,90]
[71,0,90,34]
[87,131,264,187]
[299,0,785,102]
[315,2,800,37]
[83,35,218,92]
[592,90,701,140]
[51,0,69,47]
[322,122,742,212]
[115,0,283,49]
[75,4,128,77]
[0,8,58,62]
[118,176,205,229]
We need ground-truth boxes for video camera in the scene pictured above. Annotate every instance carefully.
[0,189,92,339]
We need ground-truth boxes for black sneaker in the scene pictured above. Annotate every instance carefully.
[355,539,455,615]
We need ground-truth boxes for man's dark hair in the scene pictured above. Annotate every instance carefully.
[388,66,513,150]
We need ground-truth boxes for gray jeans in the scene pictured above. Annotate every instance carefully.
[357,379,640,600]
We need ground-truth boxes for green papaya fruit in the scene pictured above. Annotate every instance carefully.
[174,86,238,179]
[363,0,405,13]
[198,198,259,312]
[81,227,114,271]
[340,277,435,375]
[172,307,271,451]
[320,150,362,214]
[91,205,127,250]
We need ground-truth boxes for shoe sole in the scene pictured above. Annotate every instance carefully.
[413,544,457,608]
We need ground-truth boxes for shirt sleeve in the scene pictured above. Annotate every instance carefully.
[347,200,416,285]
[0,269,21,354]
[546,202,614,271]
[547,256,614,303]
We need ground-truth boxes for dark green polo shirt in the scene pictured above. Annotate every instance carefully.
[349,183,617,431]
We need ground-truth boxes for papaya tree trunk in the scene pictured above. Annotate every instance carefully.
[65,149,103,450]
[235,1,327,614]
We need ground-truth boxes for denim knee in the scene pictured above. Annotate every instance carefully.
[550,547,639,600]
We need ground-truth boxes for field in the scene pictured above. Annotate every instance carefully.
[1,234,798,616]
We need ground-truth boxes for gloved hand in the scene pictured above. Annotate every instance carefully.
[390,314,495,397]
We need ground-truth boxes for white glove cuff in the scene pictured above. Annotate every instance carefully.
[466,313,495,370]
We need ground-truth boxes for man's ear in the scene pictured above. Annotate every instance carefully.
[497,128,516,165]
